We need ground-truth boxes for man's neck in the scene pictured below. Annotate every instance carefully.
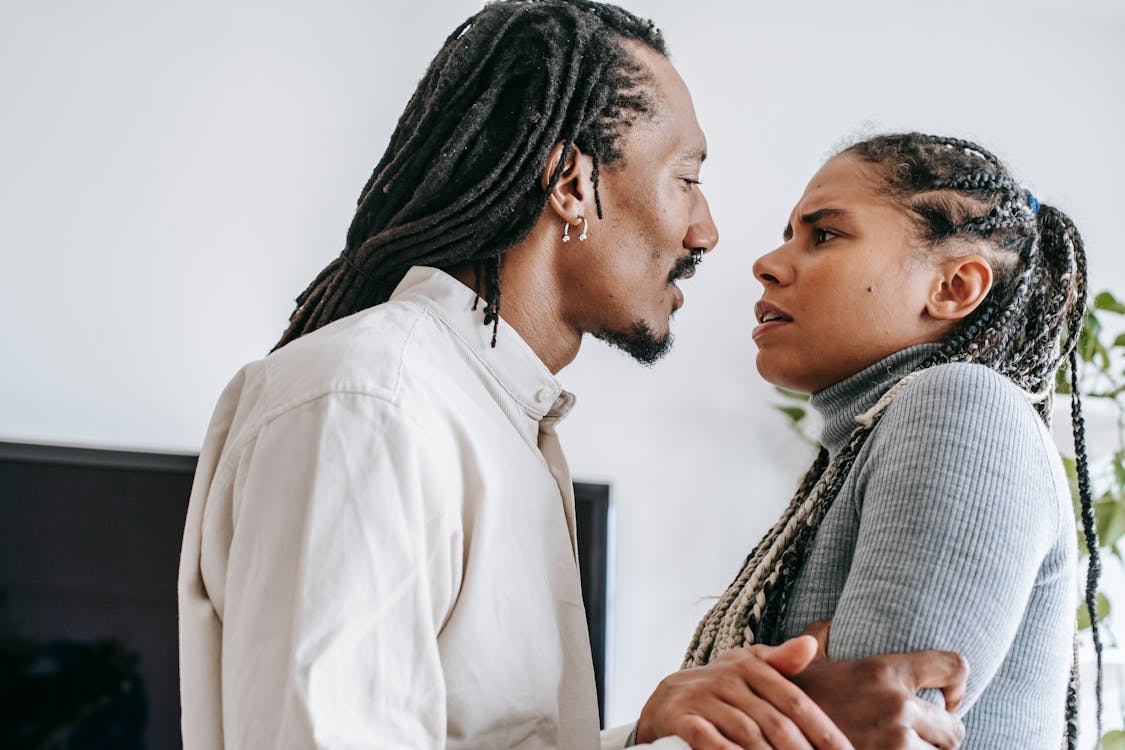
[446,251,580,375]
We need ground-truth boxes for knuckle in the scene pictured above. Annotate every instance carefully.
[951,651,970,678]
[720,672,750,696]
[727,649,754,671]
[941,718,967,750]
[858,655,894,684]
[678,715,709,743]
[777,691,813,719]
[729,716,765,745]
[718,648,746,665]
[887,693,911,720]
[760,714,803,745]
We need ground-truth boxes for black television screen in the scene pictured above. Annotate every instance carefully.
[0,441,610,747]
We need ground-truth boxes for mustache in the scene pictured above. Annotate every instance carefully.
[668,252,698,283]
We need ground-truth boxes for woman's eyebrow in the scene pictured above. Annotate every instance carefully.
[801,207,850,224]
[782,207,852,240]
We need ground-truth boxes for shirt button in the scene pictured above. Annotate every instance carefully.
[534,387,552,404]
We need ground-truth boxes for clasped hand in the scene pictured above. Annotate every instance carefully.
[636,625,967,750]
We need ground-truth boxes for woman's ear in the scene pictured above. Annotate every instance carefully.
[542,141,593,224]
[927,254,994,321]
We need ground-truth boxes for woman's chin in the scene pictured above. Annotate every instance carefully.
[755,355,813,393]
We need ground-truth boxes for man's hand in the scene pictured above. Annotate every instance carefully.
[636,636,853,749]
[788,623,968,750]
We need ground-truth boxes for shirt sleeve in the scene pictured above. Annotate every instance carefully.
[211,391,456,748]
[823,364,1061,714]
[601,723,691,749]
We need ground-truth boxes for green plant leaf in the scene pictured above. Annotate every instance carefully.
[1062,456,1081,520]
[1078,311,1108,366]
[773,386,811,402]
[1089,384,1125,400]
[774,405,807,424]
[1100,729,1125,750]
[1094,290,1125,314]
[1076,592,1110,630]
[1055,366,1072,395]
[1114,332,1125,349]
[1095,494,1125,548]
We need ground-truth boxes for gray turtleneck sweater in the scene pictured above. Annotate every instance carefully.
[779,346,1076,748]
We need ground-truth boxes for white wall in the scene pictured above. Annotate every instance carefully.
[3,0,1123,736]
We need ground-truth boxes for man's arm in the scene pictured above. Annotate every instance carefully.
[789,627,967,750]
[632,637,851,750]
[214,393,453,748]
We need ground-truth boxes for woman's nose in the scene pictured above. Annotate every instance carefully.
[753,244,790,286]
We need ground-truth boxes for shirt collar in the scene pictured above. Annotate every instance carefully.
[390,266,575,422]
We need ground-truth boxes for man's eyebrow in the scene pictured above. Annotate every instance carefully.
[678,148,707,164]
[782,207,851,240]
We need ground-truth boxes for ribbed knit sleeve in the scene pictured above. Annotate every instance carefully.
[823,363,1074,735]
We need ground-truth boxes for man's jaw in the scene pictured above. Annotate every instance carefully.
[592,321,673,366]
[589,252,695,366]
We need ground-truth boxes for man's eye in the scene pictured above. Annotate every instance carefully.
[682,178,701,188]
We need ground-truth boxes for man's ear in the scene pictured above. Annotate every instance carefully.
[542,141,593,225]
[926,254,994,321]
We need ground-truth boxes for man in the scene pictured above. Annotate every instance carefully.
[178,2,967,748]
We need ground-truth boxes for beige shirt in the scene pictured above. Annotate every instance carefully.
[178,267,685,749]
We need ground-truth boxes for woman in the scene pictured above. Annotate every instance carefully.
[684,133,1103,748]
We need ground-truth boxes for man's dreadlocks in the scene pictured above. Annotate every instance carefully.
[273,0,666,351]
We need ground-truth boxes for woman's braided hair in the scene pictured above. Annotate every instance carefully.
[272,0,665,351]
[683,133,1101,747]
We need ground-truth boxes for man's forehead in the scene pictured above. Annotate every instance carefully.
[619,41,707,161]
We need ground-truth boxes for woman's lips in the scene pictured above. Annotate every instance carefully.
[753,300,793,341]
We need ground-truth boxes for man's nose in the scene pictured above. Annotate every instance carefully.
[685,190,719,254]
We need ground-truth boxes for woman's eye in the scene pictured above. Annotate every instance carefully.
[813,228,838,244]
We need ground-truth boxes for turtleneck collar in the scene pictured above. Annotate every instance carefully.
[810,344,940,457]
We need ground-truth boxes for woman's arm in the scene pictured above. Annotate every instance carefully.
[824,363,1065,714]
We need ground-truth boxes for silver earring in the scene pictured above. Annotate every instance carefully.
[562,217,588,244]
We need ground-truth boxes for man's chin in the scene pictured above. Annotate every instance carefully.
[592,322,673,366]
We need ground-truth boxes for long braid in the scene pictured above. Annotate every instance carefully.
[1057,204,1104,743]
[272,0,666,351]
[683,133,1100,741]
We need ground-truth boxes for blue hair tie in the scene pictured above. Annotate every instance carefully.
[1027,190,1040,215]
